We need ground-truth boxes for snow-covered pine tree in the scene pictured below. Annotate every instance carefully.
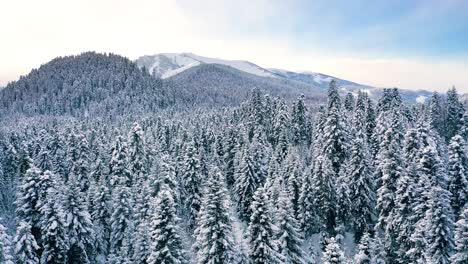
[15,164,42,237]
[428,92,444,137]
[147,188,187,264]
[312,155,337,236]
[276,188,305,264]
[39,189,69,264]
[152,154,180,203]
[14,221,39,264]
[109,135,132,188]
[354,232,372,264]
[63,174,95,263]
[234,144,264,221]
[451,206,468,264]
[248,186,280,264]
[109,181,134,258]
[348,131,376,243]
[447,135,467,218]
[425,184,455,264]
[0,222,14,264]
[298,165,318,235]
[75,134,91,194]
[445,87,465,142]
[128,122,148,186]
[321,237,346,264]
[194,166,237,264]
[133,221,151,264]
[344,92,355,112]
[291,94,310,146]
[322,79,347,175]
[90,177,111,261]
[180,137,203,229]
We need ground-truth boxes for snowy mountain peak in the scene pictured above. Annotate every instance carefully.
[135,53,277,79]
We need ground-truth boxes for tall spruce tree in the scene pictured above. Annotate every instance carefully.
[0,222,14,264]
[452,206,468,264]
[248,186,280,264]
[147,188,187,264]
[194,166,237,264]
[447,135,467,218]
[14,221,39,264]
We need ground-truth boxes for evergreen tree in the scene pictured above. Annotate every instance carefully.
[128,122,148,185]
[354,232,372,264]
[445,87,465,142]
[276,188,305,264]
[39,189,69,264]
[447,135,468,218]
[147,188,187,264]
[429,92,444,137]
[90,177,111,260]
[63,174,95,263]
[234,145,264,221]
[322,80,347,175]
[452,206,468,264]
[110,183,134,257]
[14,221,39,264]
[109,135,131,188]
[248,186,280,264]
[321,237,346,264]
[348,133,375,242]
[426,185,455,264]
[180,137,202,229]
[291,95,310,145]
[15,165,42,238]
[0,222,14,264]
[312,155,337,235]
[194,166,237,264]
[298,165,318,236]
[133,221,151,264]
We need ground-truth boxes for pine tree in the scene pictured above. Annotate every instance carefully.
[277,188,305,264]
[15,165,42,238]
[109,135,132,188]
[445,87,465,142]
[344,92,355,112]
[63,174,95,263]
[322,80,347,175]
[194,166,237,264]
[426,185,455,264]
[348,133,376,242]
[321,237,346,264]
[447,135,467,218]
[224,127,238,186]
[90,177,111,260]
[298,165,318,236]
[151,154,179,202]
[234,145,264,221]
[429,92,444,136]
[0,222,14,264]
[39,189,69,264]
[248,186,280,264]
[452,206,468,264]
[110,184,134,256]
[354,232,372,264]
[291,95,310,145]
[180,137,203,229]
[133,221,151,264]
[312,155,337,236]
[147,188,187,264]
[14,221,39,264]
[128,122,148,185]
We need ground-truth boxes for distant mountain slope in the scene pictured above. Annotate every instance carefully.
[136,53,277,79]
[165,63,325,107]
[137,52,434,102]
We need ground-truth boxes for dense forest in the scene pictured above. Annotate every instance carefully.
[0,53,467,264]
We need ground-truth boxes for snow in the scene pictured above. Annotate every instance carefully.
[416,95,427,104]
[137,53,277,79]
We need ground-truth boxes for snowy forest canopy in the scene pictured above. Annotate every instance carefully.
[0,53,467,264]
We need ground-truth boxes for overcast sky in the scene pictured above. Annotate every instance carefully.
[1,0,468,92]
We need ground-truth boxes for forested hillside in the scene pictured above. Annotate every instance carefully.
[0,53,467,264]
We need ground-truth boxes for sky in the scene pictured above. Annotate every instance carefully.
[1,0,468,92]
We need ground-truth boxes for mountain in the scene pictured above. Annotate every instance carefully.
[136,53,277,79]
[136,52,433,102]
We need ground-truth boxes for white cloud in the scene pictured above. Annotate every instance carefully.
[0,0,467,93]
